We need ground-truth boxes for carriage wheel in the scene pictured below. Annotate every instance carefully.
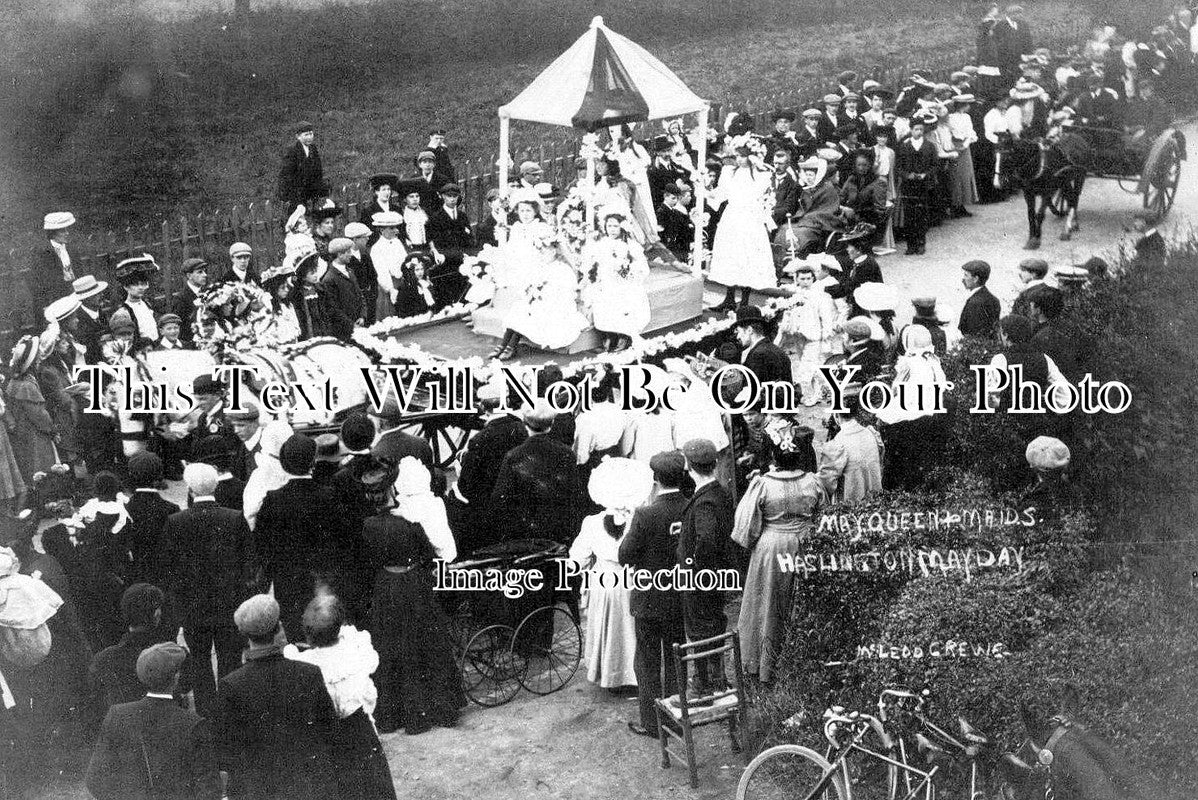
[1143,140,1181,218]
[460,624,526,707]
[513,606,582,695]
[1047,187,1068,217]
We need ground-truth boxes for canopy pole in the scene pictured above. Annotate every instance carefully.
[499,113,511,199]
[585,149,597,235]
[691,105,709,277]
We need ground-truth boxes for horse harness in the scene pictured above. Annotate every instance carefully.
[1029,714,1076,800]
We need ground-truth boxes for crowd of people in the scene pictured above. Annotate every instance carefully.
[1,3,1193,799]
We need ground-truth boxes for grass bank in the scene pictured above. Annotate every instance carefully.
[1,0,1091,237]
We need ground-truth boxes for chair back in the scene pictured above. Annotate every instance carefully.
[669,630,745,721]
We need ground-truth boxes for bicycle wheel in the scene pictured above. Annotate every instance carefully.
[513,605,582,695]
[737,745,847,800]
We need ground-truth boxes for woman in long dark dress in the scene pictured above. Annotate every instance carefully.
[362,456,464,734]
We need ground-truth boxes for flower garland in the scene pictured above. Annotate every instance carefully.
[352,292,802,386]
[193,281,278,361]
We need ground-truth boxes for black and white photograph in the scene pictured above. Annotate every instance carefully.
[0,0,1195,797]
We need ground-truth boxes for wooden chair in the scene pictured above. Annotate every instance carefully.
[654,630,750,788]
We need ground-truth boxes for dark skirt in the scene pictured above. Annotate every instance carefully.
[371,567,465,734]
[336,708,398,800]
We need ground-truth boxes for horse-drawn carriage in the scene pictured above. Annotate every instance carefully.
[999,122,1186,249]
[1051,124,1186,219]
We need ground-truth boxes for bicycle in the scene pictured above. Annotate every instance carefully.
[737,687,999,800]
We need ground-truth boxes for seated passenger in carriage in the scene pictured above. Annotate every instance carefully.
[392,252,441,319]
[1123,78,1171,161]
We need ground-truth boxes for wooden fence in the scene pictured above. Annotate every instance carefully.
[0,19,1087,347]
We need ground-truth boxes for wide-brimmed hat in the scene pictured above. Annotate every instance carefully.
[311,203,344,221]
[72,274,108,300]
[854,282,900,312]
[114,254,159,281]
[44,295,81,324]
[840,222,877,245]
[588,457,654,512]
[951,93,977,105]
[9,336,39,375]
[911,296,947,325]
[770,108,796,122]
[43,212,76,231]
[260,263,297,285]
[369,172,399,191]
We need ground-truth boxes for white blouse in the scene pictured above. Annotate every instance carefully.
[370,236,408,298]
[284,625,379,720]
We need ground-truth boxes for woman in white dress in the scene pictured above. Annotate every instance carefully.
[567,457,653,690]
[609,126,660,248]
[707,146,777,310]
[582,212,651,353]
[592,158,650,245]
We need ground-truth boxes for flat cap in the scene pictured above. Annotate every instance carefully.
[961,259,991,280]
[136,642,189,691]
[234,594,281,638]
[228,242,253,257]
[1026,436,1070,471]
[519,160,543,175]
[822,93,842,104]
[343,222,371,238]
[181,257,209,273]
[327,237,353,256]
[1018,257,1049,277]
[681,438,719,469]
[843,318,874,341]
[416,149,437,163]
[157,312,182,327]
[294,121,314,134]
[649,450,688,486]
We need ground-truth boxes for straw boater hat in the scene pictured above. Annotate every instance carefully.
[43,212,76,231]
[371,210,402,228]
[44,295,81,325]
[71,275,108,301]
[1009,78,1045,101]
[588,457,654,512]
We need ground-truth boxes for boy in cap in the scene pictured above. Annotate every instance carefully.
[413,149,449,212]
[344,220,378,325]
[223,241,259,286]
[215,595,339,800]
[155,312,185,350]
[86,641,221,800]
[1011,257,1049,317]
[423,127,456,181]
[171,257,209,346]
[619,450,689,737]
[647,137,689,212]
[158,463,254,717]
[676,438,735,701]
[657,181,696,262]
[277,120,329,214]
[318,236,363,340]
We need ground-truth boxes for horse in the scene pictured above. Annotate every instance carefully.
[996,132,1090,250]
[996,686,1152,800]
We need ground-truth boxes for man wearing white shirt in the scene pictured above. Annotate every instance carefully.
[28,211,78,325]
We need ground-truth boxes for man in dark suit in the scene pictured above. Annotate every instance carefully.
[958,259,1002,340]
[123,453,181,585]
[996,4,1034,81]
[216,594,339,800]
[86,642,222,800]
[63,275,110,364]
[646,137,689,211]
[255,434,350,641]
[221,242,260,286]
[769,149,802,231]
[427,182,475,306]
[89,583,176,708]
[158,463,255,718]
[677,439,735,699]
[420,128,456,182]
[620,451,689,737]
[171,257,209,348]
[765,109,802,162]
[26,211,78,328]
[367,403,435,468]
[319,237,363,340]
[344,221,378,325]
[1074,72,1124,129]
[735,305,792,387]
[276,121,329,214]
[491,401,584,545]
[447,397,528,555]
[1028,285,1084,381]
[816,94,843,146]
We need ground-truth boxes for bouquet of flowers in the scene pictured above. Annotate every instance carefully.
[460,245,504,305]
[195,281,278,361]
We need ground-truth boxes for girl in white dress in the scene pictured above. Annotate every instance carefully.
[489,205,588,360]
[609,126,660,248]
[582,213,651,352]
[708,147,777,309]
[567,457,653,690]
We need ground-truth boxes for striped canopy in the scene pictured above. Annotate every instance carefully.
[499,16,708,131]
